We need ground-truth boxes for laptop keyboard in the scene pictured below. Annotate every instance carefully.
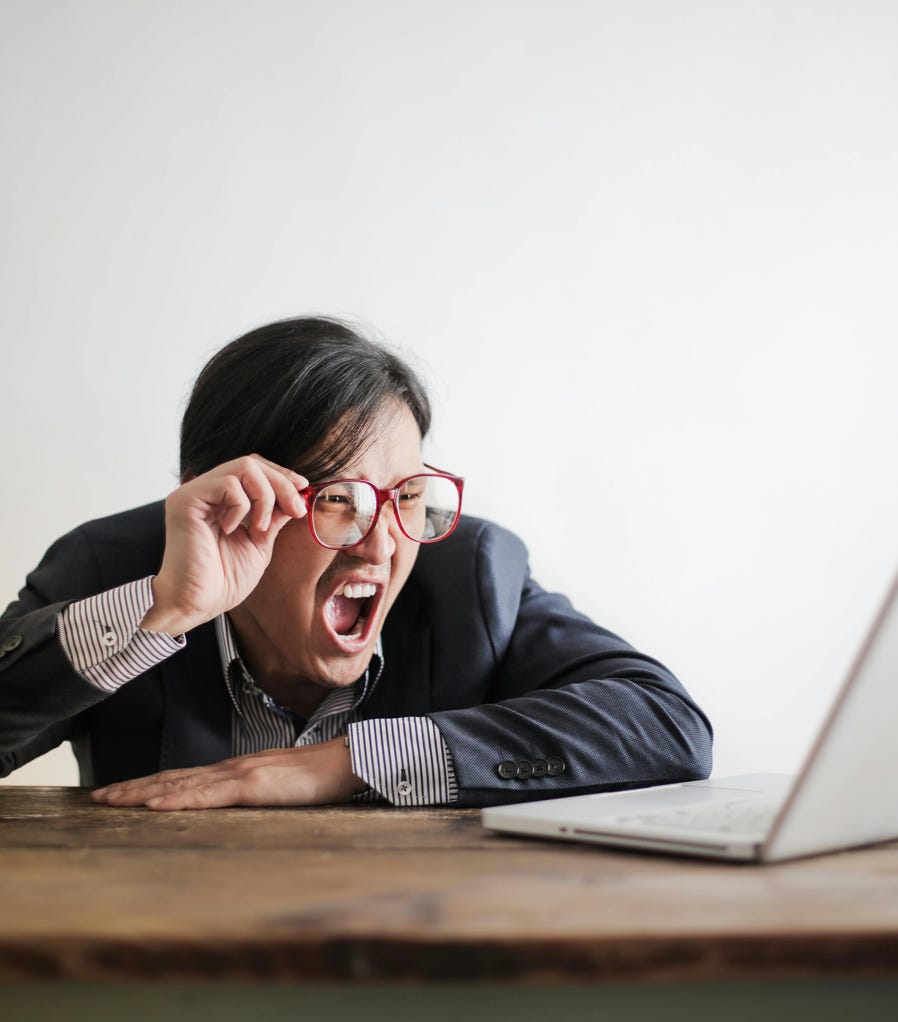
[610,793,785,836]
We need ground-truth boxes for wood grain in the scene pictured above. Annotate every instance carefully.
[3,786,898,982]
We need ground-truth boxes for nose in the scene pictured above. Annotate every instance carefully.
[351,500,398,564]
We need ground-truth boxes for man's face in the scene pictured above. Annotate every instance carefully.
[229,402,424,702]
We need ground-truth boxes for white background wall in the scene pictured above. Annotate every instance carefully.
[2,0,897,786]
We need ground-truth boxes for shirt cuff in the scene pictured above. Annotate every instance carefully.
[347,716,458,805]
[57,576,185,693]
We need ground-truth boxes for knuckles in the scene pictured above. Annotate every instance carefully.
[164,455,305,521]
[193,782,219,802]
[229,454,268,478]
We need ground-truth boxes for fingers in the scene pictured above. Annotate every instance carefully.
[208,457,308,536]
[91,741,361,811]
[171,455,308,542]
[91,751,298,809]
[93,764,253,810]
[244,455,309,519]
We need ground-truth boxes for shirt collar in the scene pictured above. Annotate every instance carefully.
[214,613,382,720]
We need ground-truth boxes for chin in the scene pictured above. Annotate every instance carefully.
[312,649,377,690]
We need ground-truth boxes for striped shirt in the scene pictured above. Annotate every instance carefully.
[57,577,458,805]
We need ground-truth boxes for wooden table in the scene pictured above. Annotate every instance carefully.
[3,785,898,987]
[4,786,898,1022]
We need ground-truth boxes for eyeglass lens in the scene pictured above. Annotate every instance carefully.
[311,475,460,548]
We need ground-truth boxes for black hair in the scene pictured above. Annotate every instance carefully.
[179,317,431,481]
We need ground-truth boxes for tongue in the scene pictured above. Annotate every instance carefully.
[328,595,361,635]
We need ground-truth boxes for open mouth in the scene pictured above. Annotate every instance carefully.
[323,581,383,649]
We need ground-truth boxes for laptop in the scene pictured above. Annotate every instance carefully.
[482,570,898,862]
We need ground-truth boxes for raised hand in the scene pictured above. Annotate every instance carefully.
[140,455,308,636]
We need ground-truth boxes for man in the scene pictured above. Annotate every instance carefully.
[0,317,712,808]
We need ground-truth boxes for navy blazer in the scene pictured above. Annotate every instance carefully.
[0,503,712,806]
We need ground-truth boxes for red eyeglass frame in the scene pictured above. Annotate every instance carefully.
[298,465,465,550]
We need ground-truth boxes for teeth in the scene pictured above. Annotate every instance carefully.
[338,583,377,599]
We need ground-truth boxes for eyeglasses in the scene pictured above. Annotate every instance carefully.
[299,467,464,550]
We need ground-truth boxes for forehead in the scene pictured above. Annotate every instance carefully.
[334,402,424,482]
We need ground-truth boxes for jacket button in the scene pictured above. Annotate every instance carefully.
[497,760,518,779]
[2,635,22,653]
[546,756,566,777]
[531,759,548,778]
[515,760,534,780]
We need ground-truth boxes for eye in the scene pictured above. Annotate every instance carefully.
[315,492,356,514]
[399,482,425,504]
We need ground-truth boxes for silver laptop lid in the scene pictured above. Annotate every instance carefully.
[765,570,898,861]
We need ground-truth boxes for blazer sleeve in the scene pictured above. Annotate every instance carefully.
[426,522,713,807]
[0,528,111,775]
